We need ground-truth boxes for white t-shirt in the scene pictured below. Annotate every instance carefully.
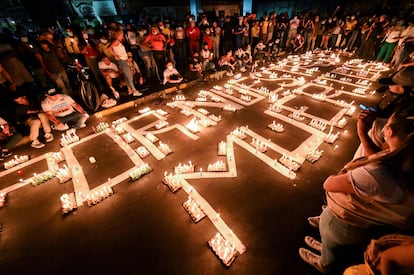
[327,163,414,229]
[98,61,119,78]
[163,68,180,85]
[41,94,75,117]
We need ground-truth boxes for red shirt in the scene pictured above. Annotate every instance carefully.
[202,35,214,50]
[144,34,166,51]
[186,26,200,41]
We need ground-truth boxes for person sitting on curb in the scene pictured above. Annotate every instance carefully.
[163,61,183,86]
[13,91,54,149]
[41,88,89,130]
[218,50,237,76]
[98,56,121,100]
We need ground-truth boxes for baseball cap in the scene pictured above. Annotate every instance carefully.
[379,68,414,88]
[46,88,58,96]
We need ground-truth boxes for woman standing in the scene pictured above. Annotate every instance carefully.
[109,27,141,97]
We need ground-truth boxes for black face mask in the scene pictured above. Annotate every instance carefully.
[194,57,199,61]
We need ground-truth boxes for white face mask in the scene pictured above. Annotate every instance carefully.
[206,30,210,34]
[67,32,73,37]
[20,37,28,43]
[100,39,108,44]
[167,65,173,70]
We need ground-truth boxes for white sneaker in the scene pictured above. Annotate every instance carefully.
[54,123,69,131]
[101,98,117,108]
[77,113,89,129]
[31,139,45,149]
[44,133,54,142]
[132,90,142,96]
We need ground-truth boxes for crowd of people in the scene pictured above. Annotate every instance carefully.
[1,5,414,273]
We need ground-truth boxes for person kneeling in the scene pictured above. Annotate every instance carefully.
[41,88,89,130]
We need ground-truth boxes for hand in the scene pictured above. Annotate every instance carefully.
[357,110,376,136]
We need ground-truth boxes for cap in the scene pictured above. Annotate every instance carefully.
[379,68,414,88]
[46,88,58,96]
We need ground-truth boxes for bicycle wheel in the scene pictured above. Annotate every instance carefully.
[80,80,100,112]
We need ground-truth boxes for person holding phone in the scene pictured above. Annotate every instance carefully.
[354,69,414,158]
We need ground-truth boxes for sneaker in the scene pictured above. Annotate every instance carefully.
[132,90,142,97]
[304,236,322,253]
[308,216,320,228]
[54,123,69,131]
[1,150,12,159]
[299,248,327,273]
[31,139,45,149]
[101,98,117,108]
[44,133,54,143]
[240,67,247,72]
[77,113,89,129]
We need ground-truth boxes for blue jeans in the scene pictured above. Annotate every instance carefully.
[319,207,373,270]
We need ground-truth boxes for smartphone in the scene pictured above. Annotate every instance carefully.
[359,103,376,112]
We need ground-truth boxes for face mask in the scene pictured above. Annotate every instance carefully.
[351,16,355,20]
[100,39,108,44]
[159,26,164,30]
[83,33,88,39]
[138,31,144,36]
[194,57,199,60]
[67,32,73,37]
[206,30,210,34]
[20,37,28,43]
[167,66,173,70]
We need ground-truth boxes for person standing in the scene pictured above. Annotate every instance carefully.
[144,25,167,83]
[186,19,200,56]
[35,40,73,96]
[109,27,141,96]
[222,16,234,55]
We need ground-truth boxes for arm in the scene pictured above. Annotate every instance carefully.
[380,243,414,275]
[0,64,16,91]
[108,40,120,60]
[357,111,381,155]
[323,173,356,194]
[44,111,64,126]
[72,102,86,114]
[34,53,53,78]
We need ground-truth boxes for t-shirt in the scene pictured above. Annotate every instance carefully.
[163,68,181,85]
[41,94,75,117]
[327,163,414,229]
[144,33,166,51]
[98,61,119,78]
